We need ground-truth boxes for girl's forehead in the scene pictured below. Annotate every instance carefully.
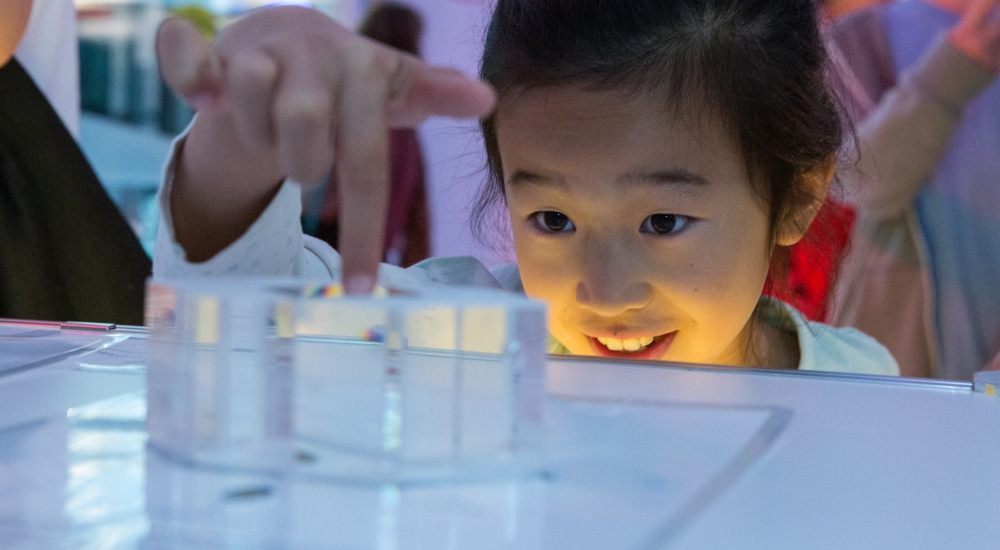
[494,85,750,200]
[494,85,737,164]
[498,86,663,122]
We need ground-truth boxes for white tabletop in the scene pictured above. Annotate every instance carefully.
[0,321,995,549]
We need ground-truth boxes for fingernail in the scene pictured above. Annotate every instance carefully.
[345,275,375,296]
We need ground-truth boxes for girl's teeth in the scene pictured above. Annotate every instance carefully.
[596,336,657,352]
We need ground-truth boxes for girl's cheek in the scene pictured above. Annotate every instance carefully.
[511,233,569,296]
[646,230,764,321]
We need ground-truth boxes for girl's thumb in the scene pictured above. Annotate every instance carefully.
[156,17,222,111]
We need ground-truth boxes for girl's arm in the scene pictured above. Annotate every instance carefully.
[836,0,1000,221]
[156,7,494,293]
[0,0,33,66]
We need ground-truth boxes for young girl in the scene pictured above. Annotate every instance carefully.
[153,0,898,374]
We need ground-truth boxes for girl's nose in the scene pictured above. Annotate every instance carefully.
[574,246,653,317]
[575,279,653,316]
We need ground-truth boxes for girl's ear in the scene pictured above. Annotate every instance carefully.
[775,155,836,247]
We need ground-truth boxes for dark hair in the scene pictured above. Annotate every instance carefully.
[474,0,843,301]
[359,2,423,56]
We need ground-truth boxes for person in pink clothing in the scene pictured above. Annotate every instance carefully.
[826,0,1000,379]
[315,2,430,267]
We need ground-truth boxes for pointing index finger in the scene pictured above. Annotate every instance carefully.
[384,53,497,127]
[336,53,391,295]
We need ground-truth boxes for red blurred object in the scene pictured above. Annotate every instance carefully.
[768,201,856,322]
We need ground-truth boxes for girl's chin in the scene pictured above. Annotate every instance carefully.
[583,331,677,361]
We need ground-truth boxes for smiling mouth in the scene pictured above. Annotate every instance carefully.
[588,332,676,359]
[596,336,654,352]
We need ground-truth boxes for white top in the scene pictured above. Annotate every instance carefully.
[14,0,80,137]
[153,136,900,376]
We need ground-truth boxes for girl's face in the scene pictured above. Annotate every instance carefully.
[496,86,783,366]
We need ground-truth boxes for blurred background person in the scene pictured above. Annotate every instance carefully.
[310,1,431,267]
[0,0,150,325]
[762,0,888,322]
[826,0,1000,380]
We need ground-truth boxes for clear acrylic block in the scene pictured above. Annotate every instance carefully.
[145,278,299,473]
[144,279,547,483]
[294,285,547,482]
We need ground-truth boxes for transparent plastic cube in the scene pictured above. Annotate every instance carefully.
[144,279,547,483]
[294,286,547,481]
[145,278,299,472]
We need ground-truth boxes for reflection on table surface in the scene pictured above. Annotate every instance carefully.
[0,386,789,549]
[1,323,1000,549]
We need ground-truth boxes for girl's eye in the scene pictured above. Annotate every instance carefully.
[531,211,575,233]
[641,214,691,235]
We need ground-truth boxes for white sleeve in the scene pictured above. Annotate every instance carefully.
[151,133,340,281]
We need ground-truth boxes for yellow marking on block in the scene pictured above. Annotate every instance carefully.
[323,284,343,298]
[986,383,996,397]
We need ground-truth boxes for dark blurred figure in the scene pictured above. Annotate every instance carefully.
[314,1,430,267]
[0,0,151,325]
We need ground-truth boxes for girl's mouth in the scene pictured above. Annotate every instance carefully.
[587,332,676,360]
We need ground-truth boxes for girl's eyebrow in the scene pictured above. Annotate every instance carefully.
[618,170,709,187]
[506,169,707,189]
[506,170,566,188]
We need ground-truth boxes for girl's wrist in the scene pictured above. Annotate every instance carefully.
[170,113,285,262]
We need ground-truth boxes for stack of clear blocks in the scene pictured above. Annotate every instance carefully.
[144,278,547,482]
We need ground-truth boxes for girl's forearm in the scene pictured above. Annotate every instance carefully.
[170,111,286,262]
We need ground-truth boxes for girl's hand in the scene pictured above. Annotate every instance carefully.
[950,0,1000,72]
[156,6,495,293]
